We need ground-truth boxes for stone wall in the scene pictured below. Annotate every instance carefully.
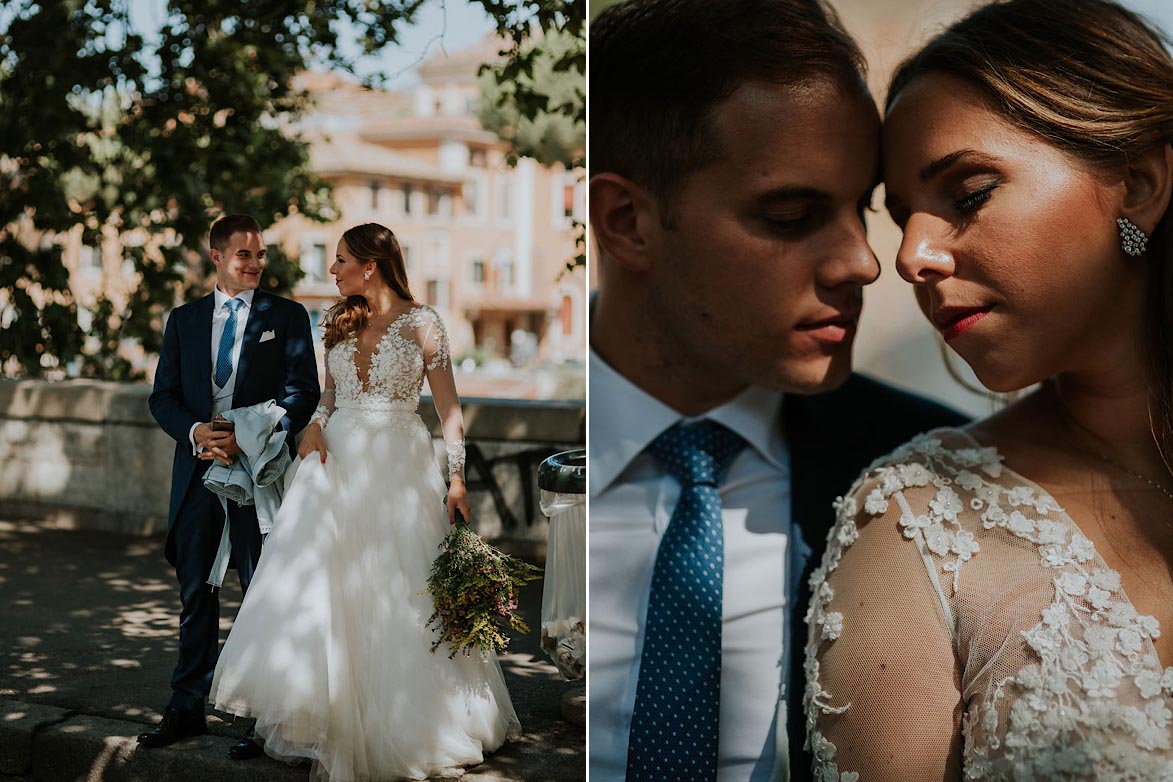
[0,379,584,549]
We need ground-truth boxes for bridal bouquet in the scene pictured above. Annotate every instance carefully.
[424,522,542,658]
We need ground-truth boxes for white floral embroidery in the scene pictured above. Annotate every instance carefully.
[325,305,464,468]
[329,305,449,412]
[445,439,466,480]
[804,427,1173,781]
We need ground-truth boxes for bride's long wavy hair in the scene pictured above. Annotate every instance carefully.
[323,223,415,350]
[887,0,1173,473]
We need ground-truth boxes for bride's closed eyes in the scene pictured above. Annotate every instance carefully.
[953,179,1000,215]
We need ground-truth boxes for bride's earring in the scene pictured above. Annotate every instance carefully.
[363,269,372,281]
[1117,217,1149,257]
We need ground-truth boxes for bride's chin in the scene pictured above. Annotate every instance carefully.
[965,358,1042,395]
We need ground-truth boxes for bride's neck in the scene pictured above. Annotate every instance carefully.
[364,287,410,320]
[1050,371,1166,477]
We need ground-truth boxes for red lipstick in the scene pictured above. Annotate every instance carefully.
[933,305,993,342]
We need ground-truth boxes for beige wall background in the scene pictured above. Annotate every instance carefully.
[587,0,1173,418]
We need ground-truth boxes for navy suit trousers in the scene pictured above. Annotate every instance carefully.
[168,474,264,710]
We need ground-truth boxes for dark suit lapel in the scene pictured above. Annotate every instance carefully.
[233,291,273,406]
[782,380,870,782]
[193,295,215,420]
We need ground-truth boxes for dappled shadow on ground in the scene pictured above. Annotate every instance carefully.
[0,515,243,731]
[0,512,583,780]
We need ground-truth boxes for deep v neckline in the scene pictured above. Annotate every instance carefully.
[950,427,1171,670]
[350,307,417,393]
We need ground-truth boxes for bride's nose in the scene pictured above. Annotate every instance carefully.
[896,214,955,284]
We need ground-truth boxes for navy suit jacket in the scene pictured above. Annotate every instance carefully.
[148,289,320,566]
[783,373,970,781]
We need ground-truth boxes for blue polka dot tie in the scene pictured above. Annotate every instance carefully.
[626,420,746,782]
[214,298,244,388]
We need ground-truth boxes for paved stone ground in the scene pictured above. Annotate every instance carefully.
[0,510,584,781]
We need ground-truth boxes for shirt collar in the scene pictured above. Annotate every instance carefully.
[214,286,255,311]
[588,348,786,498]
[685,384,787,474]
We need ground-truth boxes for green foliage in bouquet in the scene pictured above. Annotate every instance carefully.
[424,524,542,659]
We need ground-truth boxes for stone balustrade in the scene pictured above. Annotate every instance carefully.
[0,379,584,550]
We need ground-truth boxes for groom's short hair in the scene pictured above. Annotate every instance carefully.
[209,214,263,253]
[590,0,867,209]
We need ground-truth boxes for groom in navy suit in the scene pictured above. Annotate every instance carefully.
[142,214,319,754]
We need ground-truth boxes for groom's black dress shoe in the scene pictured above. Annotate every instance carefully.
[229,730,263,760]
[136,706,208,747]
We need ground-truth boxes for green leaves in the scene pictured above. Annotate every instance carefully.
[477,17,584,169]
[0,0,421,379]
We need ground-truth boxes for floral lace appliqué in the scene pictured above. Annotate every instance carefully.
[446,439,466,480]
[328,304,449,414]
[804,428,1173,782]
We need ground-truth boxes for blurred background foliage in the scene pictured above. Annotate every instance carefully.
[0,0,583,380]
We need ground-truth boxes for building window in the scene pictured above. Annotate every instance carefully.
[560,295,573,334]
[471,258,486,285]
[468,147,487,167]
[426,188,452,217]
[302,242,327,281]
[403,184,414,215]
[369,181,381,212]
[495,249,514,288]
[553,176,583,226]
[463,179,481,218]
[425,279,450,309]
[401,242,415,277]
[563,183,576,219]
[497,178,512,222]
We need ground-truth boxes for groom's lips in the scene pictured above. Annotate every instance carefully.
[795,309,860,345]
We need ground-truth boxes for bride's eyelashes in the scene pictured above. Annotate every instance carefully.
[953,180,1000,216]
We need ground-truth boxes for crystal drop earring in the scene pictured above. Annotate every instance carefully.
[1117,217,1149,257]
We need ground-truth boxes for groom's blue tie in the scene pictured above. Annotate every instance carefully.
[214,298,245,388]
[626,420,746,782]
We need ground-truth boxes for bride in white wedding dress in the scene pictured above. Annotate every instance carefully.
[804,1,1173,780]
[210,223,520,781]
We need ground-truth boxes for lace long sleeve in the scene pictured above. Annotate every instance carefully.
[309,361,336,430]
[804,456,964,781]
[418,312,465,481]
[805,428,1173,781]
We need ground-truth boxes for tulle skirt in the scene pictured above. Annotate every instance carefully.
[210,408,521,781]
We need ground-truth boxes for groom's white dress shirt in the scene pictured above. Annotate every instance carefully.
[187,287,255,455]
[589,348,791,782]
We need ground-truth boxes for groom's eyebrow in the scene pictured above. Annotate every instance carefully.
[920,149,1000,181]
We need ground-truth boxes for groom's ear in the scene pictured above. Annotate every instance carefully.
[589,173,665,274]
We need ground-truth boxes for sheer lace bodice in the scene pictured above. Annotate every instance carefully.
[309,304,465,479]
[805,427,1173,782]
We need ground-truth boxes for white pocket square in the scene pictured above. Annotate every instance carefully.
[259,330,276,343]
